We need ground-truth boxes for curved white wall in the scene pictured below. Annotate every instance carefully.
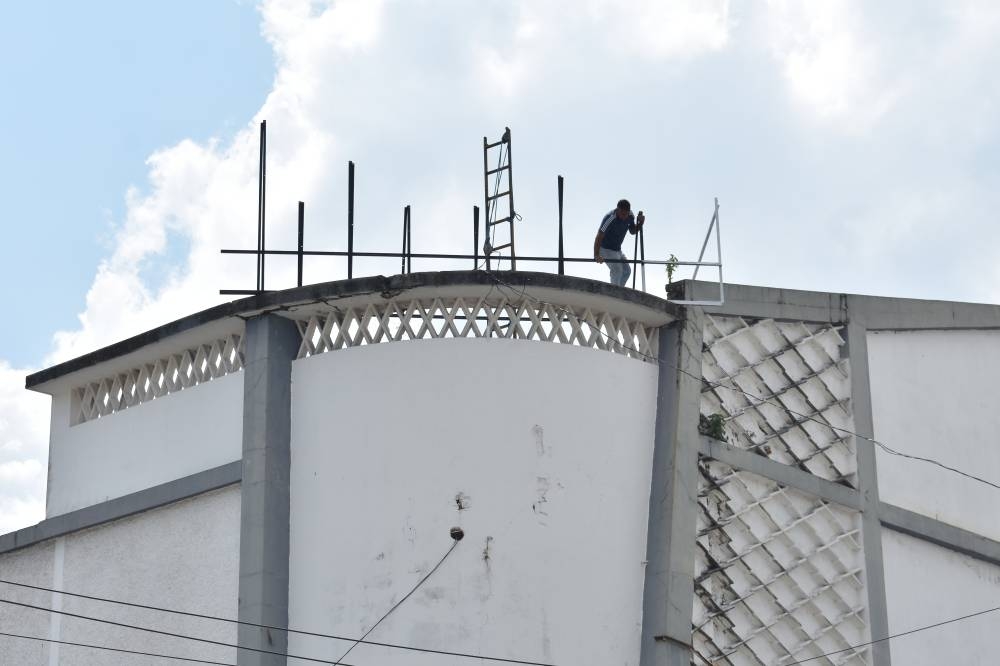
[288,338,659,665]
[867,330,1000,540]
[46,373,243,517]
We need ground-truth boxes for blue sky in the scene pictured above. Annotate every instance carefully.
[1,0,999,532]
[0,0,271,365]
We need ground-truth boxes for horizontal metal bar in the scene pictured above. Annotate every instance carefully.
[490,242,512,252]
[489,216,512,226]
[220,248,718,267]
[487,190,511,201]
[486,165,510,175]
[485,139,505,149]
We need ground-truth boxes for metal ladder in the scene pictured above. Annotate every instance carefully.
[482,127,517,270]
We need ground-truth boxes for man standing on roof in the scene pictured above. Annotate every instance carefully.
[594,199,644,287]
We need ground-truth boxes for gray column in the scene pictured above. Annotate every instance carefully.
[640,309,704,666]
[846,320,891,665]
[238,314,300,666]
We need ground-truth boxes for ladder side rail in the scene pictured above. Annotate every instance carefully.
[482,136,491,271]
[504,127,516,270]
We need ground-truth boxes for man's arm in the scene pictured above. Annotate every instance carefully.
[594,231,605,263]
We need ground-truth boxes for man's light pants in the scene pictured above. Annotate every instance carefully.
[600,247,631,287]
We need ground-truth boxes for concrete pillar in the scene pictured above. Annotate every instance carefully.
[237,314,300,666]
[640,308,704,665]
[846,319,892,665]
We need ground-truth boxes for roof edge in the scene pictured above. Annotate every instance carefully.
[670,279,1000,328]
[26,271,682,390]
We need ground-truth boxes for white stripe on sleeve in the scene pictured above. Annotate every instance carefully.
[599,211,615,232]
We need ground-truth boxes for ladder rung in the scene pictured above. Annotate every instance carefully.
[490,216,512,226]
[485,139,505,149]
[486,165,510,175]
[490,243,512,252]
[487,190,511,201]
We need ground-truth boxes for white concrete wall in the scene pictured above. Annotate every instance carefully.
[0,486,240,665]
[288,338,659,665]
[867,330,1000,540]
[0,540,55,663]
[882,529,1000,665]
[46,373,243,517]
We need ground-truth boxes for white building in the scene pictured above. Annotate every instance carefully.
[2,272,998,665]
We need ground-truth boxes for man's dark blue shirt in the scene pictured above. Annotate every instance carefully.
[599,210,635,251]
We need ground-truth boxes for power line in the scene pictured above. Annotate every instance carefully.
[333,538,458,664]
[0,630,235,665]
[0,574,556,666]
[0,597,357,666]
[479,269,1000,492]
[781,604,1000,664]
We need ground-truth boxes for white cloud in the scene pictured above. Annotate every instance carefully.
[0,362,48,533]
[592,0,731,60]
[473,0,731,98]
[762,0,899,129]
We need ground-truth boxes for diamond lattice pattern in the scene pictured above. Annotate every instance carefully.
[694,459,869,665]
[73,334,245,425]
[294,296,659,363]
[701,315,856,485]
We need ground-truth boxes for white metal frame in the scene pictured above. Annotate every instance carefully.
[667,197,725,307]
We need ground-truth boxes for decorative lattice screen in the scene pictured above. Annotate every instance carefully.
[701,315,856,485]
[694,458,869,665]
[294,296,659,363]
[72,335,245,424]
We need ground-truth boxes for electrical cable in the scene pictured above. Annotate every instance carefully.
[0,630,236,665]
[332,538,459,665]
[0,578,555,666]
[778,604,1000,665]
[477,268,1000,492]
[0,597,357,666]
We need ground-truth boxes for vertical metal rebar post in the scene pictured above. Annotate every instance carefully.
[257,120,267,292]
[473,206,480,269]
[297,201,304,288]
[640,225,647,292]
[347,161,355,279]
[404,205,412,274]
[401,207,407,275]
[632,223,639,289]
[557,175,565,275]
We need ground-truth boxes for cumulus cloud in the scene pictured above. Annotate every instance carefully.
[762,0,891,128]
[0,362,48,533]
[3,0,1000,532]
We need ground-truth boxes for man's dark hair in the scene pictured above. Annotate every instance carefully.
[616,199,631,211]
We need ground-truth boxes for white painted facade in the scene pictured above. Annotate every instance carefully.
[882,530,1000,666]
[45,373,243,516]
[867,329,1000,541]
[288,338,658,664]
[0,486,240,664]
[5,276,1000,666]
